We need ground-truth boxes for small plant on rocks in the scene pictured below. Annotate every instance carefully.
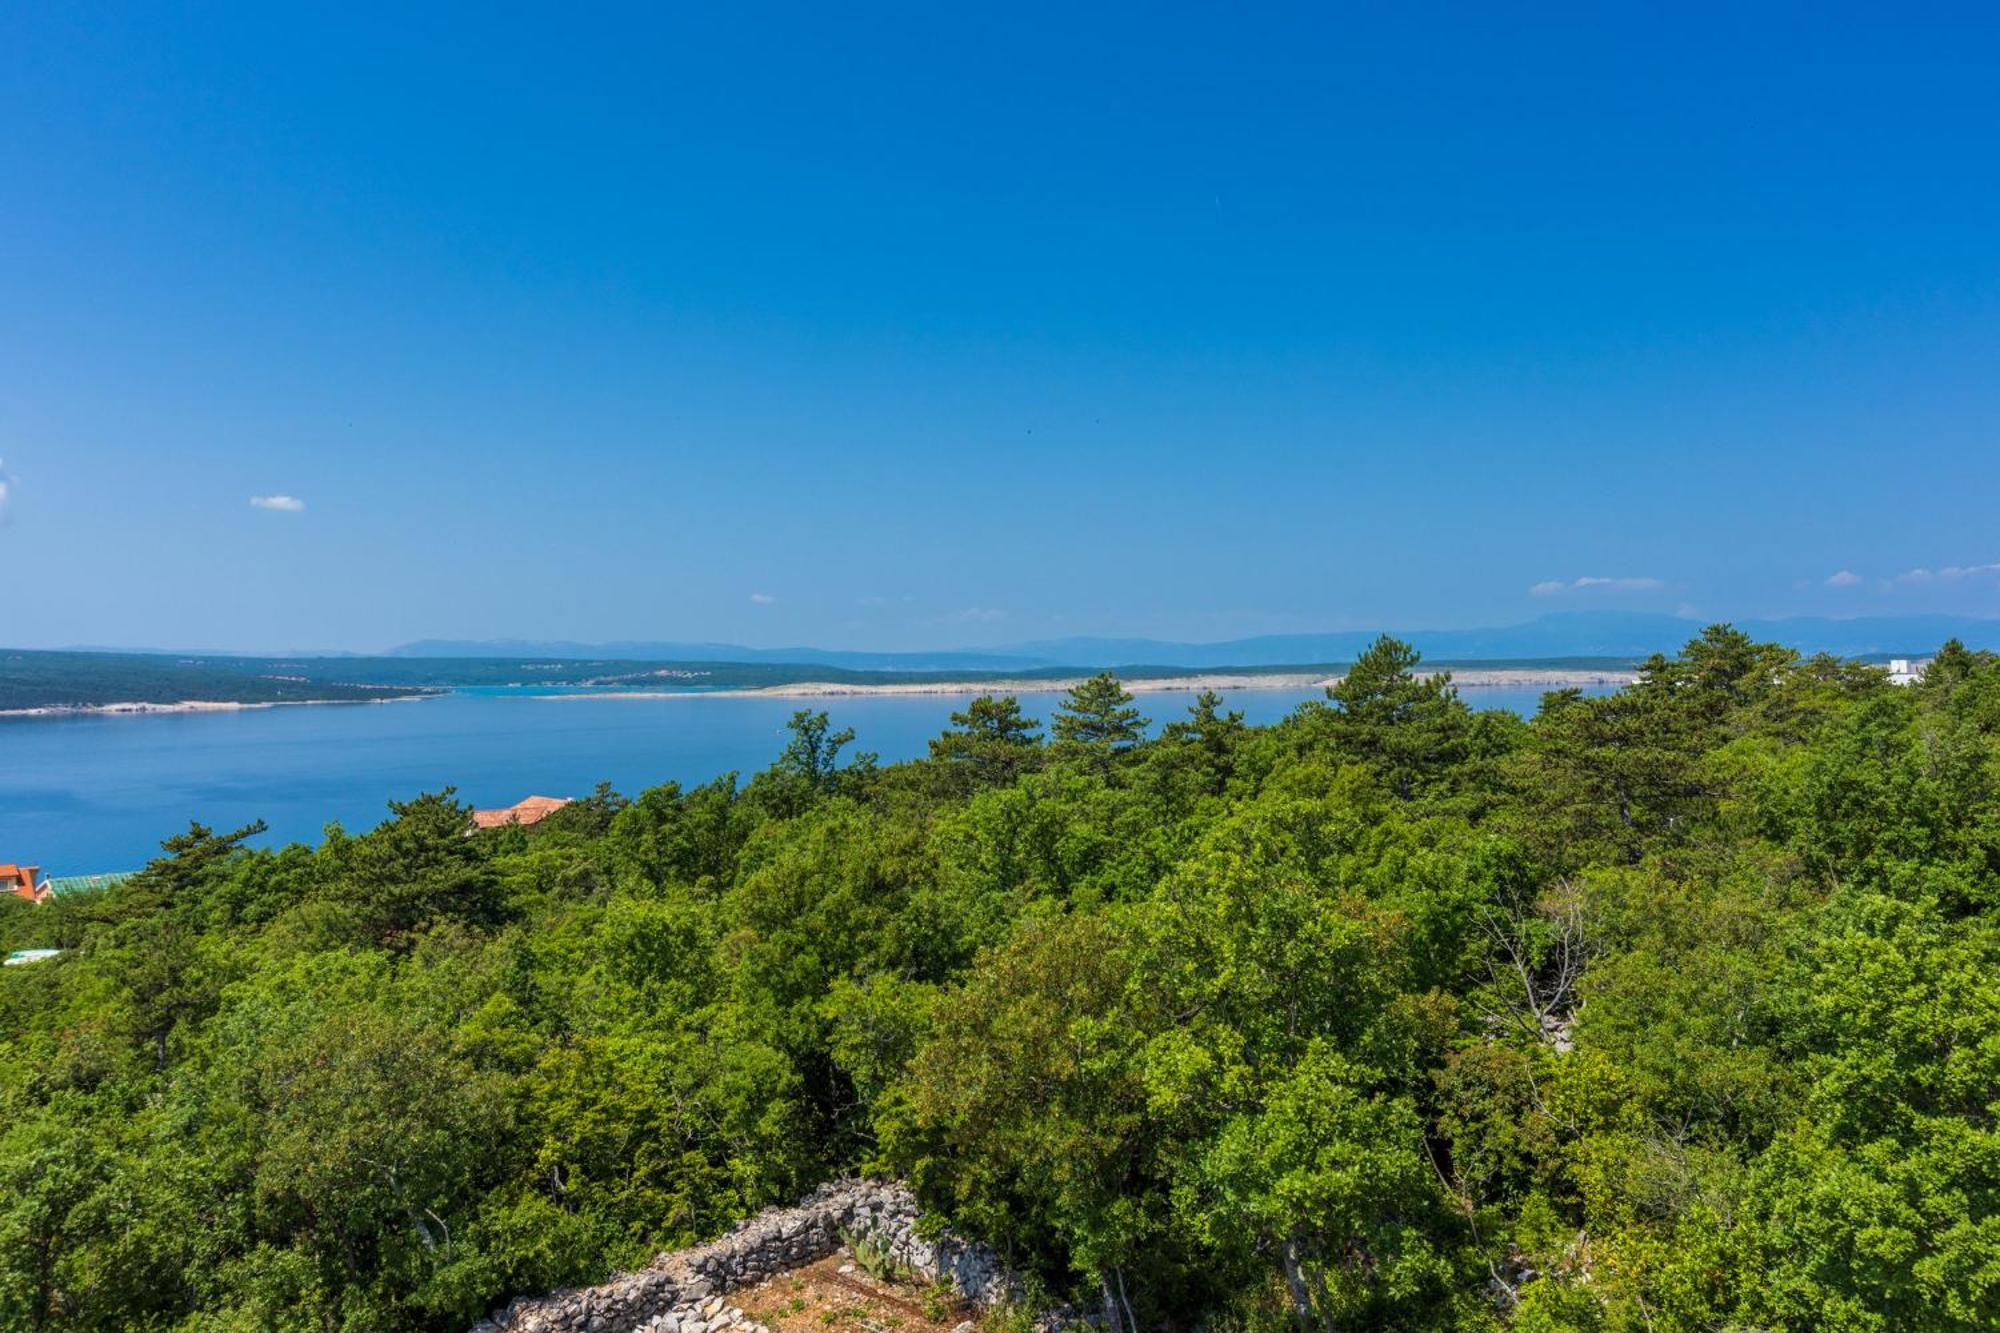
[839,1229,904,1284]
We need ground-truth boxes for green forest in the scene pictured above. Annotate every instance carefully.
[2,629,1995,1331]
[0,652,434,712]
[0,649,967,711]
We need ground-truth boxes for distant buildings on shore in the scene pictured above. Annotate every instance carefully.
[1886,658,1926,686]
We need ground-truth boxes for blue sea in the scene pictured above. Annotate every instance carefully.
[0,684,1590,875]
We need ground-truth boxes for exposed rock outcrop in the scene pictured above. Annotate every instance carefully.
[473,1179,1018,1333]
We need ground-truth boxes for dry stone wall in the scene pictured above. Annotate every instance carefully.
[472,1179,1018,1333]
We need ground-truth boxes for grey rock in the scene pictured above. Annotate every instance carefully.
[470,1179,1026,1333]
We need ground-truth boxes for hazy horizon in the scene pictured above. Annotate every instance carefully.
[22,607,2000,665]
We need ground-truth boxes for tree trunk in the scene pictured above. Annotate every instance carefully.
[1281,1238,1315,1331]
[1114,1266,1136,1333]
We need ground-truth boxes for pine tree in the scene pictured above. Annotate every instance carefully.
[1323,635,1469,799]
[1053,672,1149,759]
[929,694,1043,787]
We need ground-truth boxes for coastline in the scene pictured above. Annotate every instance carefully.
[0,694,433,720]
[0,668,1638,719]
[545,667,1638,701]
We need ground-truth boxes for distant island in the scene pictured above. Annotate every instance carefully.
[0,648,1639,716]
[0,651,440,715]
[571,664,1639,701]
[11,610,1989,716]
[12,610,1994,717]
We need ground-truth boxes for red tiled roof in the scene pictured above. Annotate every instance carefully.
[469,795,573,830]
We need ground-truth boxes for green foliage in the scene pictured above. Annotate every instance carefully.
[1315,634,1473,800]
[1052,673,1150,766]
[840,1227,906,1283]
[753,710,878,816]
[338,790,505,948]
[3,629,1998,1330]
[928,695,1044,792]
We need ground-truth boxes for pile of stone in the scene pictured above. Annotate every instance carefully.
[473,1179,1019,1333]
[635,1295,763,1333]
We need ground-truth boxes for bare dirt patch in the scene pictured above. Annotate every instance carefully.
[733,1254,978,1333]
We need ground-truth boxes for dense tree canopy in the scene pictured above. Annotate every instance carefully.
[2,635,1997,1330]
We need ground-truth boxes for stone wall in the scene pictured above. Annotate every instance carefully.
[472,1179,1018,1333]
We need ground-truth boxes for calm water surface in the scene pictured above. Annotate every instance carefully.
[1,685,1589,873]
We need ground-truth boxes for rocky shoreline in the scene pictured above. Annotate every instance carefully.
[0,694,431,719]
[0,667,1638,719]
[554,667,1637,702]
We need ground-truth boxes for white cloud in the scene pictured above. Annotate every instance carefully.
[249,495,306,512]
[1575,576,1665,591]
[1530,575,1666,596]
[0,458,12,520]
[946,607,1005,624]
[1878,562,2000,590]
[749,592,776,605]
[1825,569,1863,588]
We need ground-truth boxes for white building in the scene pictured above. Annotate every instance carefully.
[1886,658,1926,686]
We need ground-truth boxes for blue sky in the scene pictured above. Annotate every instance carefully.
[3,3,1998,651]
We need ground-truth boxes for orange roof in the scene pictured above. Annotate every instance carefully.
[0,865,45,901]
[469,795,573,830]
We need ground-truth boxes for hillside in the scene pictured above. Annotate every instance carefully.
[0,650,437,712]
[0,650,1062,712]
[1,630,1996,1330]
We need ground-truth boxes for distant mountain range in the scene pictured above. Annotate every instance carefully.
[391,612,2000,670]
[387,639,1047,672]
